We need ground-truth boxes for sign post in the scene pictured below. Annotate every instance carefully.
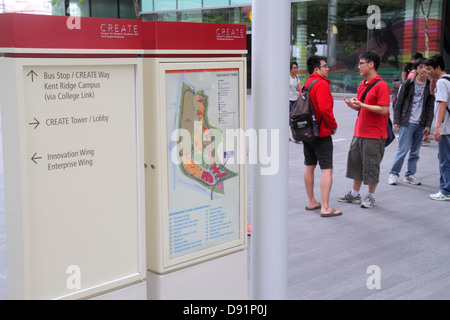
[251,0,290,299]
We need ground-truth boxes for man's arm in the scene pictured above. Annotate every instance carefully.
[316,83,337,131]
[434,101,447,141]
[354,101,390,115]
[343,97,389,114]
[355,81,391,115]
[345,81,390,114]
[424,85,435,128]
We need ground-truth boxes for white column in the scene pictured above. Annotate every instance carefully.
[250,0,290,300]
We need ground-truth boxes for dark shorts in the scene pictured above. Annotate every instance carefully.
[346,136,386,185]
[303,135,333,169]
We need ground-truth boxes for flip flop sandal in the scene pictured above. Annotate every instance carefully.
[320,208,342,217]
[305,204,321,210]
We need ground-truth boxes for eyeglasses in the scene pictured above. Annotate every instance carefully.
[358,61,368,66]
[318,64,328,69]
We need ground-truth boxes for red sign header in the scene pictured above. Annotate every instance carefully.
[0,13,247,53]
[142,21,246,51]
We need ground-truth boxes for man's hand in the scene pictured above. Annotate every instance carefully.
[344,97,361,110]
[435,126,442,141]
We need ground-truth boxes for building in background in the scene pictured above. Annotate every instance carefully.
[1,0,51,14]
[1,0,138,19]
[139,0,448,93]
[289,0,448,93]
[1,0,448,93]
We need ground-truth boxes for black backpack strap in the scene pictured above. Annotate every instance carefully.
[304,78,323,126]
[361,79,380,103]
[358,79,381,116]
[302,78,321,92]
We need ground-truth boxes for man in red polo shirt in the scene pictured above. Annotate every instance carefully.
[303,56,341,217]
[338,51,391,208]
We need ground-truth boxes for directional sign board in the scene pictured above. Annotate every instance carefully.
[0,59,145,299]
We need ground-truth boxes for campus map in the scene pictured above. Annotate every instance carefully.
[165,67,242,260]
[177,81,238,198]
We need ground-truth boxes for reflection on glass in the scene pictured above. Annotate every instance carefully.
[178,0,202,10]
[203,0,229,7]
[154,0,177,11]
[291,0,415,94]
[180,10,202,23]
[203,9,230,24]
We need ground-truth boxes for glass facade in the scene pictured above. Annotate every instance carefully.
[50,0,137,19]
[140,0,447,94]
[142,0,252,12]
[178,0,202,10]
[291,0,445,93]
[141,2,252,31]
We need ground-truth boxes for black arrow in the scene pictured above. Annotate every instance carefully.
[27,70,38,82]
[28,118,40,129]
[31,152,42,164]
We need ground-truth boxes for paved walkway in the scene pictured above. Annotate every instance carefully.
[1,96,450,300]
[248,97,450,300]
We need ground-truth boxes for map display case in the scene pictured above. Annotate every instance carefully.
[142,21,248,275]
[144,58,247,274]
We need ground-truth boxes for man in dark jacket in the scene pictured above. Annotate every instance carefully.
[388,57,435,185]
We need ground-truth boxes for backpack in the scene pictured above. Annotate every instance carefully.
[289,79,320,142]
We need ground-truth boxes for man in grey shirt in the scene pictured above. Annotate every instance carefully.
[425,55,450,201]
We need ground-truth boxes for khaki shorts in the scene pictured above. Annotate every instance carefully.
[346,136,386,185]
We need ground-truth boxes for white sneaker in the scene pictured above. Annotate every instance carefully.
[361,194,376,208]
[388,174,398,185]
[337,191,362,204]
[404,175,421,185]
[430,192,450,201]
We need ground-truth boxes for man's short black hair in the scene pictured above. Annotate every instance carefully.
[412,57,426,69]
[306,55,326,74]
[424,54,445,71]
[412,52,423,60]
[359,51,381,70]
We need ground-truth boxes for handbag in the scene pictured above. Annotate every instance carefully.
[386,117,395,147]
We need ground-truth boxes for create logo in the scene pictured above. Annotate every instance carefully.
[366,5,381,30]
[215,27,245,41]
[66,7,81,30]
[100,23,139,39]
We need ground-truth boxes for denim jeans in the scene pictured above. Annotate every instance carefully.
[390,122,424,177]
[438,134,450,195]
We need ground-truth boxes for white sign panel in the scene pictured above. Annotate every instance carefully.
[6,60,144,299]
